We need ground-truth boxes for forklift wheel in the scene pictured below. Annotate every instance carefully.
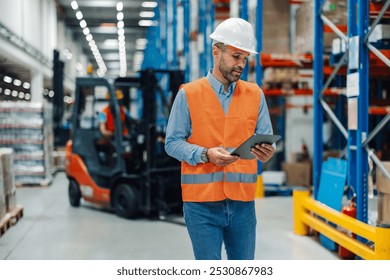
[69,179,82,207]
[113,184,139,219]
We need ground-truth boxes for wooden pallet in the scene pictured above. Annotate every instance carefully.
[16,178,52,188]
[0,205,24,237]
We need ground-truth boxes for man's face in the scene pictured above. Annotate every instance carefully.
[218,46,250,83]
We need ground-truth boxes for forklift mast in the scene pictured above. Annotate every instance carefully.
[116,69,184,215]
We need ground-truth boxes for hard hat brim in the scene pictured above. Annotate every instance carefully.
[210,35,258,54]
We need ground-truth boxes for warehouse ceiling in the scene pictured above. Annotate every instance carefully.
[0,0,156,100]
[56,0,154,78]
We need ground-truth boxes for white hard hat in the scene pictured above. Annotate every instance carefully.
[210,18,258,54]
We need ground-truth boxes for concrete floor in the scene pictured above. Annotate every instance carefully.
[0,171,340,260]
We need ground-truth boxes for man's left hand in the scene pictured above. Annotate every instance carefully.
[250,143,275,163]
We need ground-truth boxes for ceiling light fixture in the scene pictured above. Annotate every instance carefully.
[3,76,12,83]
[141,1,158,8]
[104,39,118,47]
[133,51,144,71]
[83,27,90,35]
[138,20,157,27]
[71,1,78,10]
[71,2,107,76]
[135,38,148,50]
[117,12,124,21]
[117,20,124,29]
[139,11,155,18]
[116,2,123,12]
[116,4,127,77]
[79,20,87,29]
[13,79,22,86]
[23,82,30,89]
[136,38,148,45]
[75,11,83,20]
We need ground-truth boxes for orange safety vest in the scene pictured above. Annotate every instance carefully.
[181,78,261,202]
[102,105,128,136]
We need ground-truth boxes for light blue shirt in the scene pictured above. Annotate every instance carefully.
[165,70,273,166]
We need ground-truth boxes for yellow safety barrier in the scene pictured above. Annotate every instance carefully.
[255,175,264,198]
[293,189,390,260]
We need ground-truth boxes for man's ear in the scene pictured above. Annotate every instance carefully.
[212,45,220,57]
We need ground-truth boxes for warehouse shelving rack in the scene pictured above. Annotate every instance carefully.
[140,0,188,132]
[294,0,390,259]
[198,1,215,76]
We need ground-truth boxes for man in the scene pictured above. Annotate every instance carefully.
[165,18,275,260]
[98,89,129,138]
[97,89,131,166]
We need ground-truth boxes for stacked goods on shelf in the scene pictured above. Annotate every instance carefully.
[52,147,66,172]
[263,67,301,90]
[369,24,390,46]
[295,0,348,54]
[282,145,312,188]
[262,0,290,53]
[0,102,54,186]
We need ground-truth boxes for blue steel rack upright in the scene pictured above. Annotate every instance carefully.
[313,0,390,230]
[240,0,249,80]
[198,1,214,77]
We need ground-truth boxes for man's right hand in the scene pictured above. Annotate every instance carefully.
[207,147,239,167]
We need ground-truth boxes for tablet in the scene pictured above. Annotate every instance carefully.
[230,134,281,159]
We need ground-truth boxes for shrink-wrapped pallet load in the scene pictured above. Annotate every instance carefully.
[0,148,16,211]
[0,102,53,186]
[0,159,5,219]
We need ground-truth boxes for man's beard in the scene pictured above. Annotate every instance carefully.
[218,54,243,83]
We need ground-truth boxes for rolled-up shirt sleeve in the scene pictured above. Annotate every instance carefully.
[256,89,275,148]
[165,89,204,166]
[255,89,273,135]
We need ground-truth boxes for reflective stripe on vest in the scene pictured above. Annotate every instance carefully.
[181,78,261,202]
[181,172,257,184]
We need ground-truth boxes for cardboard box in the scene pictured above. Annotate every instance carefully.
[290,152,310,163]
[294,0,347,54]
[323,150,342,161]
[369,24,390,43]
[282,162,312,187]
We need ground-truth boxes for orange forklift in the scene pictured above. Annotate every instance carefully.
[65,70,184,219]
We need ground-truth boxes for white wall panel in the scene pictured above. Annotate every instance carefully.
[0,0,23,35]
[23,0,41,51]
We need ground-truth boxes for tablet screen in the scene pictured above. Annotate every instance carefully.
[230,134,281,159]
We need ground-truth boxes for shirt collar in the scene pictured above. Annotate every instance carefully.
[206,69,236,97]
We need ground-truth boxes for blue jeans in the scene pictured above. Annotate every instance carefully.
[183,200,256,260]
